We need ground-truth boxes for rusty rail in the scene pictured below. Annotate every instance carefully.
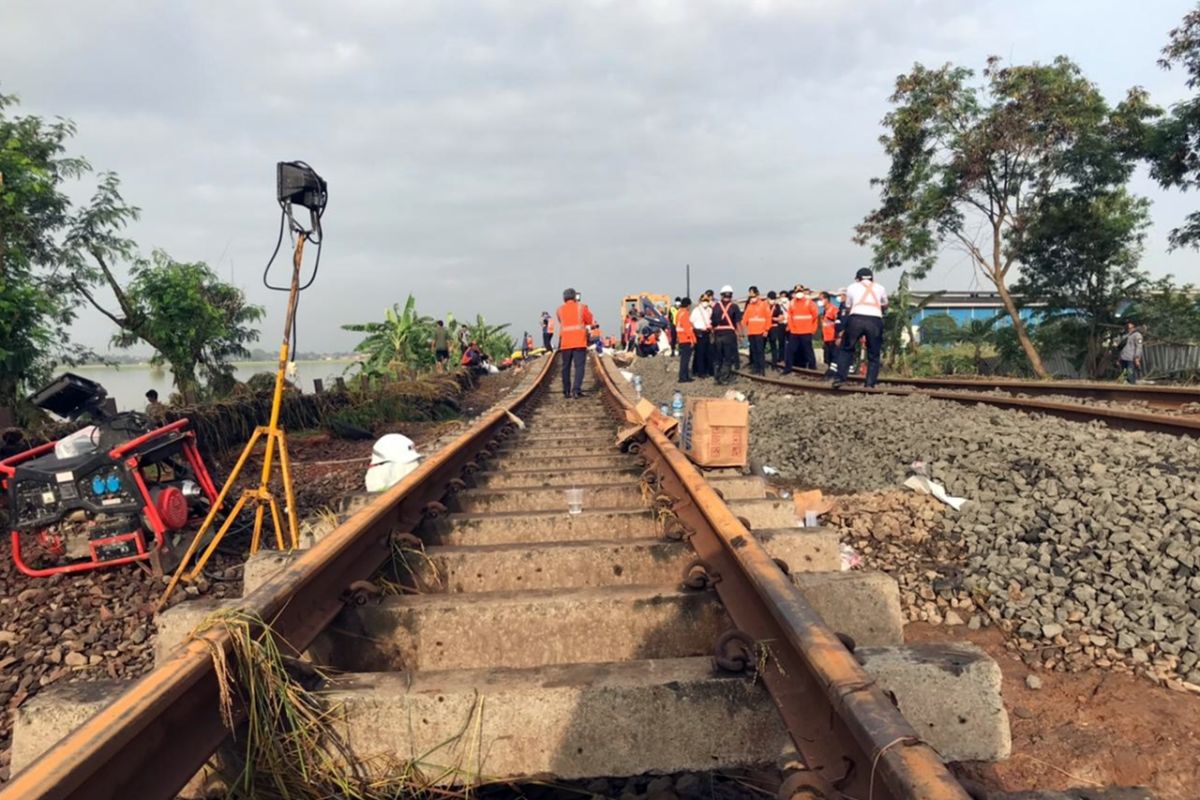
[741,370,1200,438]
[788,366,1200,410]
[0,355,556,800]
[595,356,971,800]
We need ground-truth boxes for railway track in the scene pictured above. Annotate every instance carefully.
[785,367,1200,411]
[739,369,1200,437]
[2,354,1012,800]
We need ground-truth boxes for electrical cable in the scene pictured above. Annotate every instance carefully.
[260,162,327,356]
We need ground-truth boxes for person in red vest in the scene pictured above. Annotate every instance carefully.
[783,286,818,374]
[557,288,595,398]
[820,292,840,375]
[542,312,555,350]
[743,286,771,376]
[675,297,697,382]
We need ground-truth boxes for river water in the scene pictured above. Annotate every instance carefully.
[69,361,355,411]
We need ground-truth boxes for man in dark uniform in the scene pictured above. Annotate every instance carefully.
[710,285,742,385]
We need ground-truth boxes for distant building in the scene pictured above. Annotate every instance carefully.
[910,291,1041,326]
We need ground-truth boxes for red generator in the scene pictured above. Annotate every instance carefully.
[0,373,219,577]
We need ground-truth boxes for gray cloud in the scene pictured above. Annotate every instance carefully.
[3,0,1196,356]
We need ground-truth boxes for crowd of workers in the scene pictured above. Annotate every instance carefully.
[619,268,889,388]
[540,269,890,397]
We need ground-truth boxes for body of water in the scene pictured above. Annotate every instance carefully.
[71,360,356,411]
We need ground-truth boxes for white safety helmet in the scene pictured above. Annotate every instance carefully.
[370,434,419,466]
[720,285,734,295]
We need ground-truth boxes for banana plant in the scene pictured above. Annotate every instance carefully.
[342,294,436,379]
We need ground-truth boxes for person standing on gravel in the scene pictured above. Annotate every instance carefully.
[675,297,696,383]
[431,320,452,373]
[1119,320,1144,384]
[541,312,555,350]
[690,291,714,379]
[834,269,887,389]
[769,290,788,368]
[711,286,742,385]
[820,292,840,373]
[782,287,818,374]
[743,286,771,376]
[557,288,595,398]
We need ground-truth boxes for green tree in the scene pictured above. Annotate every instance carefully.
[917,313,958,346]
[958,316,1000,373]
[855,57,1154,378]
[1147,5,1200,248]
[74,250,264,401]
[342,295,436,378]
[1127,277,1200,341]
[0,91,134,420]
[1012,188,1150,378]
[882,273,944,374]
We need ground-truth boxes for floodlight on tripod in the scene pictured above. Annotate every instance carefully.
[160,160,329,607]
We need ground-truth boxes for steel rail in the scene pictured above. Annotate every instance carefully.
[787,366,1200,410]
[740,370,1200,437]
[595,355,971,800]
[0,355,556,800]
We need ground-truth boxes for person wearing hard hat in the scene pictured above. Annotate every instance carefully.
[710,285,742,385]
[820,291,840,373]
[557,288,595,398]
[834,268,888,388]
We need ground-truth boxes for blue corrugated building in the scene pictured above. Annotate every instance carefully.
[910,291,1040,326]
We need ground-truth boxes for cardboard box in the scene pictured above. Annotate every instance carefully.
[679,398,749,467]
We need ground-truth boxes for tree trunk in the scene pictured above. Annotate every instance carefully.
[993,279,1048,379]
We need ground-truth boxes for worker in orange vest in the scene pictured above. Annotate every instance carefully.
[743,286,771,376]
[783,286,818,374]
[542,313,555,350]
[675,297,697,382]
[820,292,840,375]
[557,288,595,398]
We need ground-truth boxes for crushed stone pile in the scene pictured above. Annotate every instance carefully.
[629,356,1200,690]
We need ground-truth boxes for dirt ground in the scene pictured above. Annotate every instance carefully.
[907,621,1200,800]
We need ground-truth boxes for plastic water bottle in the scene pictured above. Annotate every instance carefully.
[672,389,684,420]
[633,375,643,399]
[660,404,670,416]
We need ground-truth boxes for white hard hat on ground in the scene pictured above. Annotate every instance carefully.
[365,434,421,492]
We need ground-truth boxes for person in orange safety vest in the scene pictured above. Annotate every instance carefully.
[542,312,556,350]
[557,288,595,398]
[820,292,840,375]
[674,297,697,383]
[743,286,771,376]
[783,287,818,374]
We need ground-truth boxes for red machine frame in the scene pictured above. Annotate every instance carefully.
[1,419,220,577]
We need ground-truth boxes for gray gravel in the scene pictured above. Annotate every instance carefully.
[629,356,1200,689]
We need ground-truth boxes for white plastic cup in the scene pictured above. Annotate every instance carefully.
[565,488,584,515]
[803,510,818,527]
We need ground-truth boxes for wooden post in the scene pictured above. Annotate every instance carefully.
[313,378,324,395]
[335,377,347,393]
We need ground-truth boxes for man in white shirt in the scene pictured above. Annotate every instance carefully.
[833,268,888,389]
[690,291,714,378]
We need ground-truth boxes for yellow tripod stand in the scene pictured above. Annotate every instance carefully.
[159,234,307,607]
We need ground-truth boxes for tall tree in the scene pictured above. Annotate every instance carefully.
[0,91,129,420]
[855,57,1152,378]
[1149,4,1200,248]
[1012,188,1150,378]
[73,250,265,401]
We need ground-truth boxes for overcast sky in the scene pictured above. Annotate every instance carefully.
[3,0,1198,356]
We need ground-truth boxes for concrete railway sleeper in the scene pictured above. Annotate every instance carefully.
[5,353,1011,800]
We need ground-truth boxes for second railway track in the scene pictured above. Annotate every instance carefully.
[3,354,1013,800]
[738,369,1200,437]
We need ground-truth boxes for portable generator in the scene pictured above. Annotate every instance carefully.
[0,373,219,577]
